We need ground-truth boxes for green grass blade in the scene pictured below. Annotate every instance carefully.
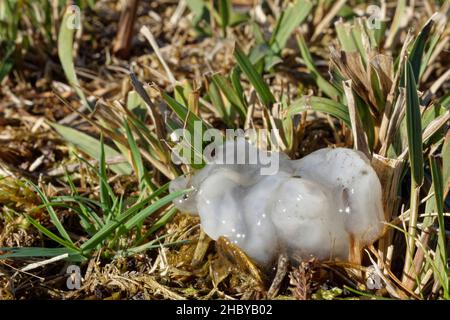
[117,237,188,258]
[405,60,424,185]
[429,155,449,299]
[63,170,104,230]
[186,0,212,36]
[335,21,357,52]
[124,120,146,191]
[49,122,132,175]
[137,207,179,245]
[230,66,245,104]
[99,136,113,214]
[286,96,351,127]
[384,0,406,49]
[80,188,191,252]
[162,91,209,133]
[297,34,340,100]
[234,46,275,108]
[211,74,247,118]
[218,0,230,36]
[25,215,79,252]
[443,133,450,198]
[58,7,90,109]
[0,46,14,82]
[420,28,441,79]
[208,80,232,126]
[163,91,210,167]
[72,152,118,206]
[269,0,313,53]
[27,181,74,245]
[0,247,82,260]
[123,190,189,231]
[403,19,434,86]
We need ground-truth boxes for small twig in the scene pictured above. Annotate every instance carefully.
[343,80,370,159]
[312,0,348,41]
[169,0,187,26]
[140,26,177,85]
[20,254,69,273]
[1,261,45,281]
[267,253,288,299]
[128,71,166,140]
[365,249,401,299]
[113,0,140,58]
[46,155,127,176]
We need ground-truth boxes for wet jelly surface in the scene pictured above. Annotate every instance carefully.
[170,138,384,265]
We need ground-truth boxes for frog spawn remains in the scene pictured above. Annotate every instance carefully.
[170,138,385,266]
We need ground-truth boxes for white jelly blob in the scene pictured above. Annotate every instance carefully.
[170,138,384,266]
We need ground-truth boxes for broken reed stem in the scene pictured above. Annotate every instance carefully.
[371,154,403,258]
[343,80,370,160]
[311,0,347,41]
[140,26,177,86]
[402,180,421,289]
[113,0,140,58]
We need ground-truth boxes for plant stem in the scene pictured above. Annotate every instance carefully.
[402,180,421,289]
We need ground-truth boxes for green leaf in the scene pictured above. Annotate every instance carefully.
[208,80,232,126]
[124,120,146,191]
[174,84,191,107]
[58,7,90,109]
[269,0,313,53]
[385,0,406,48]
[297,34,340,100]
[138,207,179,245]
[218,0,230,36]
[211,74,247,118]
[230,66,246,106]
[429,155,449,299]
[162,92,209,134]
[405,60,424,185]
[335,21,357,53]
[420,26,442,79]
[25,215,79,252]
[408,19,434,84]
[438,90,450,109]
[123,190,189,230]
[251,21,266,45]
[186,0,212,36]
[286,96,351,126]
[0,45,14,82]
[64,171,103,234]
[27,181,74,245]
[234,46,275,108]
[229,11,248,26]
[162,91,210,167]
[249,43,274,64]
[443,134,450,198]
[80,188,191,252]
[126,91,147,120]
[118,237,188,257]
[49,122,132,175]
[99,136,113,214]
[0,247,83,261]
[355,96,376,151]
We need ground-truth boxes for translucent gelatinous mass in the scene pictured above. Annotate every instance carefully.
[170,138,384,266]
